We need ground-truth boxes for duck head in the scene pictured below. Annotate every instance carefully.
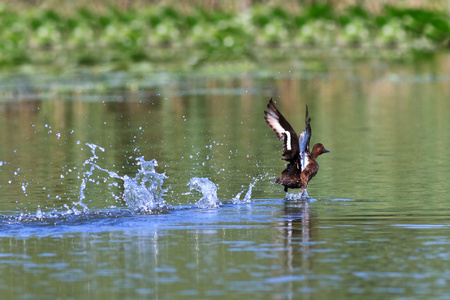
[311,143,329,159]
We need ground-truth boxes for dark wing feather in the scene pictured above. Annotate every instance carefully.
[264,98,299,162]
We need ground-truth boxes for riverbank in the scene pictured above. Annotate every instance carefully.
[0,3,449,73]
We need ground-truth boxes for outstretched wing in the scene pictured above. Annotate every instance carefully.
[264,98,299,162]
[298,105,311,171]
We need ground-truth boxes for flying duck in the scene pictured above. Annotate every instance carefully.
[264,98,329,193]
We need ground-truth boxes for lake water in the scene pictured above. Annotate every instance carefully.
[0,55,450,299]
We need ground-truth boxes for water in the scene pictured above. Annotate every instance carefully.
[1,55,450,299]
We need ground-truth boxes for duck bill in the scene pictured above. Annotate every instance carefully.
[324,149,330,153]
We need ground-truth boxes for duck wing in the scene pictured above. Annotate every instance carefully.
[298,105,311,171]
[264,98,299,162]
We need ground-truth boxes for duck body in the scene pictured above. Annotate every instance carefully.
[264,99,329,192]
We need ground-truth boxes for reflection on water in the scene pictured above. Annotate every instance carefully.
[0,55,450,299]
[1,199,448,299]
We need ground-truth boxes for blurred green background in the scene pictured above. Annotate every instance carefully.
[0,0,449,74]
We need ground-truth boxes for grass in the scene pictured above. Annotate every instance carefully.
[0,3,449,72]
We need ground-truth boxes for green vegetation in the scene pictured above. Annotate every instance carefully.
[0,3,449,72]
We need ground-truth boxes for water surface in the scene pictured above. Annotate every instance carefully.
[0,56,450,299]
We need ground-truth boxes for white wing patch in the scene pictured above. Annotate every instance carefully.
[298,130,309,171]
[284,131,291,150]
[300,154,309,172]
[299,130,308,153]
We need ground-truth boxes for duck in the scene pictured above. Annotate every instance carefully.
[264,98,329,193]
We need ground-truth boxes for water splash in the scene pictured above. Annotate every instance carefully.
[35,206,43,219]
[189,177,221,209]
[78,143,168,214]
[232,176,260,204]
[74,143,107,213]
[122,157,168,214]
[286,189,310,201]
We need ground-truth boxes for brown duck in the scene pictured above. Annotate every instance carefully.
[264,98,329,192]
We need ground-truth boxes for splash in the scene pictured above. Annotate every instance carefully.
[35,206,43,219]
[75,143,110,213]
[189,177,221,209]
[286,189,310,201]
[79,144,168,214]
[232,176,260,204]
[122,157,168,214]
